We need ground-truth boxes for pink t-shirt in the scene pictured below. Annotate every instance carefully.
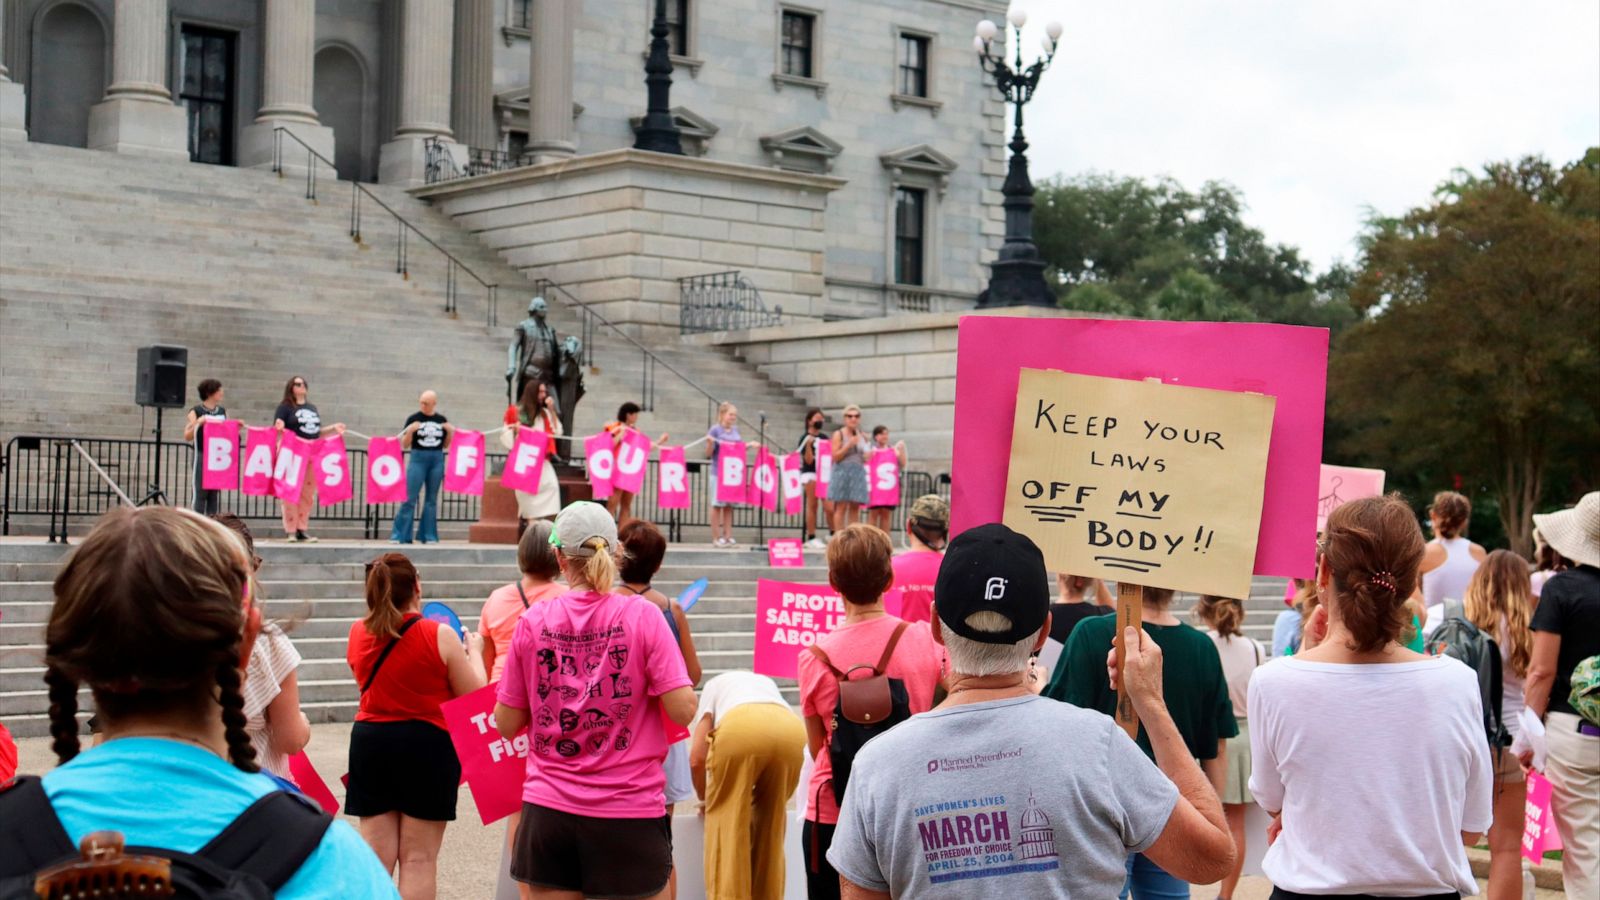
[497,589,692,818]
[480,579,566,682]
[797,615,946,824]
[885,550,943,624]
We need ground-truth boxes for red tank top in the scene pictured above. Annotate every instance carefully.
[347,613,452,730]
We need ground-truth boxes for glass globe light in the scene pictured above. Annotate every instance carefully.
[1007,7,1028,28]
[976,19,999,40]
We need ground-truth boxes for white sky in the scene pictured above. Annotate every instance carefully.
[996,0,1600,272]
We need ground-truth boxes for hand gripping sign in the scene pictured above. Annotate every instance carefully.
[311,435,353,506]
[366,436,409,504]
[868,448,900,508]
[657,446,690,509]
[753,447,780,512]
[500,427,551,496]
[613,429,652,495]
[715,441,748,506]
[240,427,277,496]
[781,453,804,515]
[200,419,241,491]
[444,429,486,496]
[272,433,312,503]
[584,432,616,500]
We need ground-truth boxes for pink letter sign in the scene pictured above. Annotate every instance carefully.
[240,427,276,496]
[753,447,780,512]
[200,419,240,491]
[768,538,804,568]
[441,682,528,826]
[1522,770,1564,862]
[584,432,616,499]
[366,436,408,504]
[752,579,844,679]
[951,317,1329,579]
[657,446,690,509]
[272,433,311,502]
[311,435,352,506]
[614,429,651,495]
[781,453,803,515]
[1317,464,1386,531]
[715,441,748,505]
[444,429,486,496]
[816,438,833,500]
[868,448,900,508]
[500,427,550,495]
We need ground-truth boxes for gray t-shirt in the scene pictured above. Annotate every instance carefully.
[827,694,1179,898]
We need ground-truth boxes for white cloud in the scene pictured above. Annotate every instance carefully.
[993,0,1600,270]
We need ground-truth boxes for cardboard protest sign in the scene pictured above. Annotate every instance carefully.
[614,429,652,495]
[781,453,803,515]
[441,682,528,826]
[585,432,616,499]
[366,436,408,504]
[1522,770,1563,862]
[753,448,780,512]
[272,433,312,502]
[1317,464,1386,531]
[953,317,1327,579]
[1001,368,1275,599]
[769,538,804,568]
[240,427,276,496]
[715,442,748,505]
[816,439,833,499]
[200,419,240,491]
[444,429,486,496]
[657,446,690,509]
[752,580,844,679]
[311,435,353,506]
[287,751,339,815]
[500,427,550,496]
[868,448,900,508]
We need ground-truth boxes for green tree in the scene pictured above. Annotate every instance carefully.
[1329,151,1600,553]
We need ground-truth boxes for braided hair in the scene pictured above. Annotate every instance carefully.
[47,507,259,771]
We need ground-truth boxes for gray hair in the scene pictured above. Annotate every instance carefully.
[943,611,1039,677]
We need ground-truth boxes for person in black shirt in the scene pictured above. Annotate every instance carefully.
[1048,572,1115,644]
[391,390,454,544]
[183,379,226,515]
[797,408,829,549]
[272,375,345,542]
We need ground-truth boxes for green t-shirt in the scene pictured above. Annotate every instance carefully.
[1044,613,1238,760]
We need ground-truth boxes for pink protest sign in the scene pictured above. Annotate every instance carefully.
[272,433,312,502]
[614,429,651,495]
[240,427,276,496]
[715,441,748,505]
[584,432,616,500]
[287,751,339,815]
[200,419,240,491]
[311,435,353,506]
[444,429,486,495]
[1522,770,1563,862]
[753,447,780,512]
[781,453,803,515]
[752,579,845,679]
[500,427,550,495]
[769,538,804,568]
[366,436,408,504]
[951,317,1328,579]
[1317,464,1386,531]
[441,681,529,826]
[868,448,900,508]
[816,438,833,499]
[657,446,690,509]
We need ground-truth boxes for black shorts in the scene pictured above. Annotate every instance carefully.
[511,802,672,899]
[345,719,460,821]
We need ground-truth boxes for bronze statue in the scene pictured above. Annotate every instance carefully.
[506,295,585,442]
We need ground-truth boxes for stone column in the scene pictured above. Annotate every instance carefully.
[88,0,188,157]
[239,0,334,169]
[451,0,496,151]
[0,0,30,142]
[379,0,461,185]
[524,0,575,161]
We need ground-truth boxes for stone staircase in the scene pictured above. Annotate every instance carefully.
[0,140,812,508]
[0,537,1292,738]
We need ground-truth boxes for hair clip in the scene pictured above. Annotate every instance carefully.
[1369,571,1397,593]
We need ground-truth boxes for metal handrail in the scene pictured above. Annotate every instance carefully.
[270,127,501,326]
[68,440,133,507]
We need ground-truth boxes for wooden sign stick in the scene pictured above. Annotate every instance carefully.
[1114,581,1144,740]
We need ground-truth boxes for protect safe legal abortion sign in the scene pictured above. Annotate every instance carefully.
[751,579,845,680]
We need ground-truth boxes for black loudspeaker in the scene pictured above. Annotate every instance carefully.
[135,345,188,408]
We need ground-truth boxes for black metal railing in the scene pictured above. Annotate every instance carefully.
[679,271,783,334]
[2,435,948,545]
[270,127,501,327]
[424,138,528,185]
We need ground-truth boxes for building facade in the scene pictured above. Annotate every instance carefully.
[3,0,1008,318]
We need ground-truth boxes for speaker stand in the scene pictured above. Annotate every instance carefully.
[139,406,170,507]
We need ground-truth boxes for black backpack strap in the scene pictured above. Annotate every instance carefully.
[516,581,530,610]
[361,615,422,694]
[0,776,76,880]
[193,790,331,891]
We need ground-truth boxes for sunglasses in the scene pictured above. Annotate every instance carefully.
[844,413,860,419]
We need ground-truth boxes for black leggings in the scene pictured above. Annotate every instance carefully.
[802,820,839,900]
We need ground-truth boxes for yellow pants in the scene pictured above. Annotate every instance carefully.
[704,703,807,900]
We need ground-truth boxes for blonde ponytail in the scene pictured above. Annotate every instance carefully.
[574,537,619,594]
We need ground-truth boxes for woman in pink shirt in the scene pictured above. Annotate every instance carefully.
[494,502,698,900]
[798,523,946,900]
[885,493,948,623]
[478,521,565,682]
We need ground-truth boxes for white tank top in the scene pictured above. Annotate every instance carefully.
[1422,536,1479,607]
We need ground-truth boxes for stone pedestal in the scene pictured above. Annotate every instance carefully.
[239,121,335,173]
[469,476,522,544]
[91,0,188,158]
[87,97,188,158]
[555,463,592,505]
[0,81,26,143]
[379,135,465,187]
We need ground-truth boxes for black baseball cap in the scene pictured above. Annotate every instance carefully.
[934,523,1050,644]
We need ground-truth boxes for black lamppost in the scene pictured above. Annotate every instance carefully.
[633,0,685,154]
[974,9,1061,307]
